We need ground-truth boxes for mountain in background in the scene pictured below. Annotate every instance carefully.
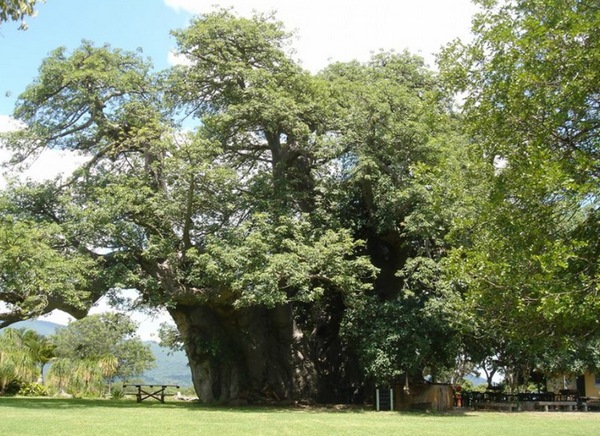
[1,319,192,387]
[141,341,191,386]
[465,374,487,386]
[5,319,65,336]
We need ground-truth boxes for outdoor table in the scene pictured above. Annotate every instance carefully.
[123,384,180,403]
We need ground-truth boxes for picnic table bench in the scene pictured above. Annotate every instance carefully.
[123,384,180,403]
[474,401,520,412]
[582,397,600,411]
[534,401,579,412]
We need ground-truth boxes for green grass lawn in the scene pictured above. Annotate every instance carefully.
[1,397,600,435]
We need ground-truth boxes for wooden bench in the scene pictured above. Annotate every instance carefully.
[474,401,520,412]
[123,384,180,403]
[534,401,578,411]
[582,397,600,411]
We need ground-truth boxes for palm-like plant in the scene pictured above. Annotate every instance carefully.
[47,358,73,394]
[73,359,103,396]
[98,354,119,396]
[0,328,37,392]
[21,330,56,384]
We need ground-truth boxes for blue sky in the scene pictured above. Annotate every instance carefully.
[0,0,191,115]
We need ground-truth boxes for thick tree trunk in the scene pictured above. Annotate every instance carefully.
[169,302,317,404]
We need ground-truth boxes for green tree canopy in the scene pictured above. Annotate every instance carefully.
[51,313,154,382]
[0,207,97,327]
[318,52,473,385]
[439,0,600,381]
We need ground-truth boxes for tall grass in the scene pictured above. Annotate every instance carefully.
[1,397,599,435]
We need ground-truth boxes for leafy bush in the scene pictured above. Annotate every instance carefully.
[110,386,124,399]
[19,382,49,397]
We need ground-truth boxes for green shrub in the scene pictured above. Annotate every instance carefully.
[19,382,49,397]
[110,386,124,399]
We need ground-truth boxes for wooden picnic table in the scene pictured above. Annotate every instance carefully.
[123,384,180,403]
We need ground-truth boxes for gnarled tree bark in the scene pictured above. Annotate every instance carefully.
[169,302,318,403]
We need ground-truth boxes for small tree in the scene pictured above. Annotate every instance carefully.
[21,329,55,384]
[72,359,103,396]
[47,358,72,394]
[0,328,41,393]
[50,313,154,396]
[98,354,119,395]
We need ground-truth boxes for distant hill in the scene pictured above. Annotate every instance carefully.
[2,319,64,336]
[1,319,192,387]
[141,341,192,387]
[465,374,487,386]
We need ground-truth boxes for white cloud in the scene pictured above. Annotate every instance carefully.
[0,114,24,133]
[22,149,87,182]
[0,114,88,189]
[163,0,202,13]
[39,310,75,326]
[0,115,22,188]
[167,49,194,67]
[1,148,88,189]
[163,0,477,71]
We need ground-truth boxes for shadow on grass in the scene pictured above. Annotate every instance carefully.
[0,397,472,418]
[0,397,194,410]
